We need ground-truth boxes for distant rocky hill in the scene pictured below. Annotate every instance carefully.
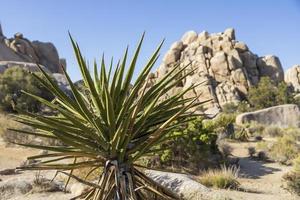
[0,23,66,74]
[0,24,69,92]
[146,28,298,116]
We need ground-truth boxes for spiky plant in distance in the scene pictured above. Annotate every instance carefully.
[11,34,205,199]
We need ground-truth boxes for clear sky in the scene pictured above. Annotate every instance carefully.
[0,0,300,81]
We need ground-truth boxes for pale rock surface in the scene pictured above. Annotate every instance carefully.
[236,104,300,128]
[285,65,300,92]
[257,55,284,83]
[145,170,221,200]
[181,31,198,45]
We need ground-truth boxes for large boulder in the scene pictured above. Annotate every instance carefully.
[145,170,214,200]
[52,73,72,96]
[236,104,300,128]
[257,55,284,83]
[285,65,300,92]
[32,41,60,73]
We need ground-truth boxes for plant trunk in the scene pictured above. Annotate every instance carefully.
[79,160,181,200]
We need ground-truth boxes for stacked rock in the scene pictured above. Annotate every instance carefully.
[146,28,284,116]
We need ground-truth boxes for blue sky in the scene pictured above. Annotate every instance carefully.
[0,0,300,81]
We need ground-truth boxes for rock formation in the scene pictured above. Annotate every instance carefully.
[285,65,300,92]
[235,104,300,128]
[147,28,284,115]
[0,24,65,74]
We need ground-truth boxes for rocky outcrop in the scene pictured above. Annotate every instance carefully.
[235,104,300,128]
[0,24,65,74]
[147,28,284,115]
[285,65,300,92]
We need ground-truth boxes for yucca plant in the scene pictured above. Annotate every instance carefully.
[11,34,206,199]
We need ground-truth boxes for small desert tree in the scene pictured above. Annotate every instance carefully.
[0,67,53,112]
[11,34,204,199]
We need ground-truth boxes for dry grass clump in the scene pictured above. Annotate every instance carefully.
[285,128,300,141]
[269,135,299,165]
[263,126,283,137]
[255,135,299,164]
[0,113,61,145]
[0,114,31,144]
[198,165,240,189]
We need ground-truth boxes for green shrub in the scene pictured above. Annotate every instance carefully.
[199,165,240,189]
[0,67,53,112]
[152,117,219,172]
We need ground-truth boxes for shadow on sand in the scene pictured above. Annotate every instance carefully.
[238,157,281,179]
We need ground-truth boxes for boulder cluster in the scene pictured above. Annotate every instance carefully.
[285,65,300,92]
[0,24,66,73]
[147,28,285,115]
[0,24,68,90]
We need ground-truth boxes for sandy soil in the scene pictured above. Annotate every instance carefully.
[219,140,299,200]
[0,137,299,200]
[0,139,39,170]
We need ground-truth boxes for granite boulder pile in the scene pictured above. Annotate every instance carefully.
[146,28,284,115]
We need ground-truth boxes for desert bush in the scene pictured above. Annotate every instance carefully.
[199,165,240,189]
[283,172,300,196]
[248,147,256,158]
[269,135,299,165]
[218,142,233,158]
[230,128,249,141]
[263,126,283,137]
[152,117,219,172]
[0,67,53,113]
[283,155,300,195]
[257,151,268,161]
